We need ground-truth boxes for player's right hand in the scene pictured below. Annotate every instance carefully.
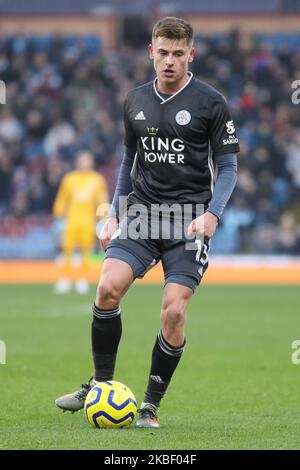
[98,217,118,251]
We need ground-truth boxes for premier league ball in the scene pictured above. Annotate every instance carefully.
[84,380,137,429]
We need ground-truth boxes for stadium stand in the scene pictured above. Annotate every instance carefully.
[0,0,297,15]
[0,30,300,257]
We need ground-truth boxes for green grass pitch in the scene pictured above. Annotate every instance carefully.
[0,284,299,450]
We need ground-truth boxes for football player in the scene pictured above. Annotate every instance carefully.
[55,17,239,427]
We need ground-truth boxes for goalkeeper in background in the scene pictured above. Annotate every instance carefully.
[53,150,109,294]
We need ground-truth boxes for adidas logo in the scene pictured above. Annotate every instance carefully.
[150,375,164,384]
[134,111,146,120]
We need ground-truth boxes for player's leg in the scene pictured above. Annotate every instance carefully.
[55,227,160,412]
[74,228,95,294]
[91,257,134,384]
[137,282,193,428]
[54,228,75,294]
[55,256,134,412]
[91,237,160,385]
[137,237,210,427]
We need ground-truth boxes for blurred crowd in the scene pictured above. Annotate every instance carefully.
[0,30,300,256]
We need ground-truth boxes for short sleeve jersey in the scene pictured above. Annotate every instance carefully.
[124,73,239,207]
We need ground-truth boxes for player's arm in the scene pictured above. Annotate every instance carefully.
[188,94,239,240]
[109,146,136,220]
[99,147,136,250]
[207,153,237,220]
[53,175,69,218]
[188,153,237,239]
[52,175,70,237]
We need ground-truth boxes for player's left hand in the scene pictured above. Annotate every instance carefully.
[187,211,219,240]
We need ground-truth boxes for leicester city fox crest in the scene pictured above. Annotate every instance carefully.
[175,110,192,126]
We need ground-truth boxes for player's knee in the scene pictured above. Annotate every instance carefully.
[161,301,186,329]
[96,278,122,305]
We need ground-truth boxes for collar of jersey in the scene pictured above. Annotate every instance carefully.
[153,72,194,104]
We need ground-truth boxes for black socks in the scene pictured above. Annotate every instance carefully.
[144,330,185,407]
[92,305,185,408]
[91,304,122,382]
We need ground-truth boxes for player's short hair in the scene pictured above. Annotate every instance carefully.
[152,17,194,46]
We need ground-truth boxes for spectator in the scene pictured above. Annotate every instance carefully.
[0,30,299,255]
[277,212,300,255]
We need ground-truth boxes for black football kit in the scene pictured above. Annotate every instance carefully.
[107,73,239,291]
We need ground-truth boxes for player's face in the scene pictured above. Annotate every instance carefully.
[149,37,195,92]
[76,153,94,171]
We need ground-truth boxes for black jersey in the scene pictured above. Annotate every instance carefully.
[124,73,239,207]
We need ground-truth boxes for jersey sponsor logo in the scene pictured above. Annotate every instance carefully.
[144,153,185,164]
[175,110,191,126]
[223,136,239,145]
[226,120,235,134]
[140,136,185,164]
[134,111,146,120]
[147,127,159,135]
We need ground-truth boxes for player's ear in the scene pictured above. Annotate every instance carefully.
[188,47,195,63]
[148,43,154,60]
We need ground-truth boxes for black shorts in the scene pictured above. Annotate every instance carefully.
[105,213,210,292]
